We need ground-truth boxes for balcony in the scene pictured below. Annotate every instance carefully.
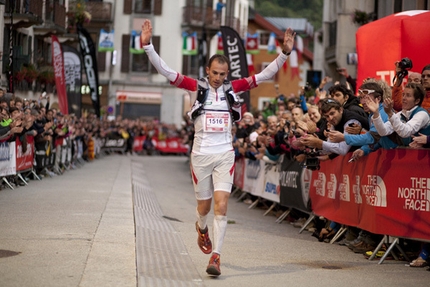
[33,1,67,36]
[4,0,43,28]
[86,1,113,23]
[182,6,242,36]
[182,6,220,30]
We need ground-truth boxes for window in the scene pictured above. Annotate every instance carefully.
[121,34,159,73]
[135,0,152,13]
[259,31,270,46]
[182,55,199,77]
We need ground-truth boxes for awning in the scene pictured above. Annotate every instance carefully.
[116,91,162,104]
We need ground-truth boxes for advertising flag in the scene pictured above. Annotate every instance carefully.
[220,26,250,113]
[77,24,101,117]
[51,35,69,115]
[63,45,82,117]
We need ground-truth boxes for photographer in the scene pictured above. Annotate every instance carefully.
[393,60,430,114]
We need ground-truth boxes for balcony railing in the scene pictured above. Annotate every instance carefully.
[85,1,113,22]
[45,2,67,28]
[5,0,43,17]
[182,6,218,28]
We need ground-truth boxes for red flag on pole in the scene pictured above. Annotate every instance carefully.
[51,35,69,114]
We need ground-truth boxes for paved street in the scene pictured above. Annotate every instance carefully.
[0,154,428,287]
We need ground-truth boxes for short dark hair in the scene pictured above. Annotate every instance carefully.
[421,64,430,74]
[405,83,425,106]
[207,54,230,69]
[320,98,342,114]
[328,84,354,100]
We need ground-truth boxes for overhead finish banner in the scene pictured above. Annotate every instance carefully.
[51,35,69,115]
[220,26,250,113]
[356,10,430,87]
[77,24,101,117]
[63,45,82,117]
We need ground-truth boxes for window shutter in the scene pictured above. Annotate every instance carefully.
[123,0,132,14]
[121,34,131,73]
[150,36,160,74]
[97,51,106,72]
[154,0,162,15]
[182,55,189,75]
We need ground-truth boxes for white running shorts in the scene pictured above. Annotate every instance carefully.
[190,150,235,200]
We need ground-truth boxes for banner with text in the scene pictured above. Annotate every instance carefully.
[310,148,430,241]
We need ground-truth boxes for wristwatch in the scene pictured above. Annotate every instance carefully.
[282,49,291,56]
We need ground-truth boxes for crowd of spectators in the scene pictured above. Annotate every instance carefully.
[228,61,430,268]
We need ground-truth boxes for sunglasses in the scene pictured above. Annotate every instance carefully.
[422,74,430,79]
[358,89,375,95]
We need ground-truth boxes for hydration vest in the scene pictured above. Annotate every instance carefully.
[188,78,242,122]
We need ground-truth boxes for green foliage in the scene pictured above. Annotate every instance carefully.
[254,0,322,30]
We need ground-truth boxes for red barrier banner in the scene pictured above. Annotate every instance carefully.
[310,148,430,241]
[133,135,146,152]
[15,136,34,172]
[153,138,189,154]
[234,157,245,190]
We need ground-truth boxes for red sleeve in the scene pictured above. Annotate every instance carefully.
[392,85,402,112]
[231,76,258,93]
[171,74,198,92]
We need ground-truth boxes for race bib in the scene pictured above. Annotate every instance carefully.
[203,111,230,132]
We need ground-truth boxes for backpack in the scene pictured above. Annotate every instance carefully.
[188,78,242,122]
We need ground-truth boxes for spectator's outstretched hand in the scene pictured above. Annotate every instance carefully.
[141,19,153,45]
[383,98,394,116]
[328,130,344,143]
[364,95,380,117]
[282,28,296,54]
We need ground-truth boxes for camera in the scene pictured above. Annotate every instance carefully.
[304,82,312,92]
[395,57,413,87]
[398,57,413,70]
[301,149,320,171]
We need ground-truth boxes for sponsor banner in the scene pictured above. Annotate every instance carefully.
[152,138,189,154]
[234,157,245,190]
[279,156,312,213]
[220,26,250,113]
[310,148,430,241]
[77,24,101,117]
[51,35,69,115]
[63,45,82,117]
[356,10,430,89]
[243,159,265,196]
[15,136,34,172]
[133,135,145,152]
[261,162,280,203]
[0,142,16,177]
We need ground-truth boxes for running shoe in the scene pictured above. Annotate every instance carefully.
[206,253,221,276]
[195,222,212,254]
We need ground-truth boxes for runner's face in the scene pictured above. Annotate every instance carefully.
[206,60,229,89]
